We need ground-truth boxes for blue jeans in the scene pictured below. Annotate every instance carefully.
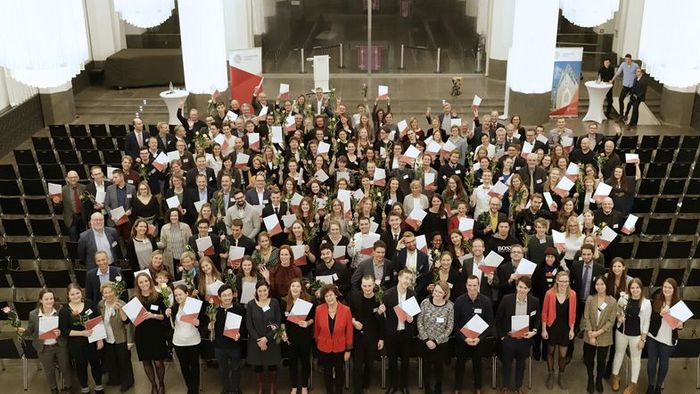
[646,337,674,387]
[215,347,241,394]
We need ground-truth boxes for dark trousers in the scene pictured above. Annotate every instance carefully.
[115,221,131,241]
[69,214,85,242]
[566,298,587,359]
[386,330,412,389]
[174,345,200,394]
[103,342,134,390]
[287,339,312,389]
[68,341,102,389]
[422,342,447,391]
[352,336,378,393]
[501,336,530,390]
[619,86,633,117]
[629,97,642,126]
[583,343,609,381]
[215,347,241,394]
[605,88,614,116]
[319,351,345,394]
[646,337,674,387]
[454,342,485,390]
[173,258,182,280]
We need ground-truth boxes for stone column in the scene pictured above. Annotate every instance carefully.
[39,83,76,125]
[661,85,696,127]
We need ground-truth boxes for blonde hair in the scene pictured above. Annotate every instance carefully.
[433,280,451,300]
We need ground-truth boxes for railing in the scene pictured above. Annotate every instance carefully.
[398,44,442,73]
[292,43,345,73]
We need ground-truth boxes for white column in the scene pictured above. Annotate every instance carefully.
[224,0,254,51]
[263,0,276,18]
[487,0,515,61]
[251,0,267,35]
[0,68,9,110]
[612,0,644,58]
[0,66,39,108]
[83,0,126,61]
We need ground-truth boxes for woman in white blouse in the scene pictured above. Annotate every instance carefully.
[563,216,585,264]
[165,285,206,394]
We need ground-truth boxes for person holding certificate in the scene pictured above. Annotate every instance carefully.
[282,278,316,394]
[211,284,246,394]
[246,281,283,394]
[130,272,167,394]
[580,275,616,393]
[417,281,454,394]
[646,278,684,394]
[541,271,576,390]
[314,284,353,394]
[58,283,104,394]
[24,289,71,394]
[496,276,540,394]
[98,282,134,392]
[165,285,207,394]
[381,269,417,394]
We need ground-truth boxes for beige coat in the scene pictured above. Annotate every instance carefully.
[97,299,134,344]
[157,222,192,272]
[580,294,617,347]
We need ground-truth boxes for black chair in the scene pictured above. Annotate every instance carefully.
[627,267,654,286]
[26,198,52,216]
[632,197,653,214]
[1,218,29,236]
[676,148,697,163]
[669,339,700,389]
[680,197,700,214]
[69,124,88,137]
[94,136,116,151]
[30,219,58,237]
[638,179,661,195]
[664,240,693,259]
[63,165,87,180]
[635,148,654,163]
[687,179,700,195]
[41,164,64,181]
[660,135,681,149]
[74,268,87,287]
[73,136,95,151]
[672,217,699,235]
[13,301,35,321]
[609,239,634,259]
[669,163,692,178]
[0,180,21,196]
[36,241,66,260]
[662,179,686,195]
[57,150,80,165]
[682,135,700,149]
[635,240,663,259]
[0,197,24,216]
[41,268,72,288]
[52,136,74,151]
[80,150,103,165]
[32,137,52,151]
[644,218,671,236]
[66,241,79,262]
[655,267,686,287]
[35,150,58,164]
[686,268,700,287]
[109,124,127,137]
[653,148,675,163]
[116,138,126,151]
[122,268,135,289]
[13,150,34,165]
[17,165,41,180]
[618,136,638,150]
[49,124,68,137]
[0,165,16,180]
[644,164,667,179]
[5,242,35,260]
[640,135,660,149]
[89,124,108,137]
[103,150,123,166]
[9,269,42,288]
[654,197,680,214]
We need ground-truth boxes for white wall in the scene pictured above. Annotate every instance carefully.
[613,0,644,58]
[84,0,126,61]
[0,68,9,111]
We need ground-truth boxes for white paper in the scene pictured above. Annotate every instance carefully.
[318,141,331,154]
[424,172,436,187]
[552,230,566,246]
[225,311,242,329]
[521,141,534,156]
[441,140,457,154]
[228,246,245,263]
[281,213,297,229]
[459,217,474,232]
[167,151,181,162]
[404,145,420,160]
[317,274,335,285]
[333,246,346,259]
[87,319,107,343]
[483,251,504,269]
[415,234,428,252]
[206,280,224,296]
[625,153,639,164]
[378,85,389,98]
[466,314,488,334]
[155,151,170,164]
[490,181,508,196]
[669,301,693,322]
[95,189,106,204]
[291,244,306,261]
[594,183,612,199]
[399,296,421,317]
[536,134,549,145]
[370,221,380,234]
[110,206,126,222]
[290,192,303,207]
[472,94,482,107]
[195,236,213,252]
[271,126,284,144]
[622,215,638,234]
[290,298,313,317]
[451,118,462,127]
[107,166,118,179]
[397,120,408,132]
[361,233,381,250]
[566,162,579,177]
[561,135,573,149]
[181,297,203,319]
[263,214,281,231]
[373,168,386,183]
[240,281,256,304]
[285,115,296,129]
[278,83,290,97]
[235,153,250,167]
[225,111,238,122]
[599,226,617,242]
[407,208,427,222]
[166,196,181,209]
[515,258,537,276]
[353,188,365,200]
[248,133,260,148]
[543,192,556,210]
[511,315,529,331]
[315,169,329,183]
[48,182,62,196]
[194,200,206,213]
[39,316,59,336]
[426,141,441,155]
[122,297,145,321]
[258,106,269,117]
[555,177,575,193]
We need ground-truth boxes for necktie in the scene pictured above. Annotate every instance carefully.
[582,264,591,298]
[137,132,142,147]
[72,187,81,213]
[274,206,279,216]
[529,169,535,194]
[234,239,238,247]
[394,234,399,242]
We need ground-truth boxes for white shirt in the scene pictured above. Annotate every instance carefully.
[405,249,417,273]
[103,303,117,344]
[173,305,202,347]
[471,185,491,218]
[397,289,407,331]
[93,229,113,262]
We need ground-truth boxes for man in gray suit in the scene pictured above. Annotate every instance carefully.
[51,170,86,242]
[224,189,261,239]
[104,169,135,240]
[351,240,396,290]
[77,213,120,270]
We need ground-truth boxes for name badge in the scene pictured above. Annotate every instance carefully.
[373,307,379,313]
[150,304,159,312]
[111,241,118,247]
[262,200,269,204]
[613,224,619,229]
[536,179,542,184]
[262,305,270,312]
[385,276,391,281]
[474,308,482,314]
[455,170,461,175]
[85,309,92,316]
[448,283,453,288]
[403,174,409,179]
[332,273,339,281]
[590,198,596,204]
[530,310,536,316]
[539,238,546,244]
[436,317,445,323]
[387,199,393,205]
[150,169,156,175]
[126,194,132,198]
[598,302,608,311]
[183,159,189,163]
[127,180,134,184]
[209,177,213,181]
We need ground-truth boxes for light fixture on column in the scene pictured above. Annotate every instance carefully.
[559,0,619,28]
[507,0,559,94]
[178,0,228,94]
[0,0,89,88]
[114,0,174,28]
[638,0,700,88]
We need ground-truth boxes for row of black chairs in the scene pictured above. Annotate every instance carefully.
[49,123,177,138]
[609,236,699,260]
[4,240,78,262]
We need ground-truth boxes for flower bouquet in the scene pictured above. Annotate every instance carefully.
[2,305,24,341]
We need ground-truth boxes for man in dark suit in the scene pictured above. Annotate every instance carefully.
[351,240,395,290]
[77,212,121,270]
[517,153,548,195]
[124,117,150,159]
[392,232,430,301]
[576,122,605,152]
[522,127,549,155]
[51,170,86,242]
[225,219,256,256]
[185,155,217,190]
[154,121,175,152]
[316,243,351,299]
[83,166,112,220]
[496,276,540,394]
[183,174,214,225]
[177,103,207,140]
[380,213,405,257]
[261,187,288,248]
[104,169,136,240]
[627,68,648,128]
[497,244,527,301]
[459,238,499,302]
[568,244,606,361]
[380,269,416,394]
[437,151,467,191]
[245,173,271,206]
[85,250,125,303]
[188,219,223,269]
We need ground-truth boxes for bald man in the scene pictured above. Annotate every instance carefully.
[517,153,548,195]
[124,117,150,159]
[51,170,86,241]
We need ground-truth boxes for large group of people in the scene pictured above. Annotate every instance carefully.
[15,74,685,394]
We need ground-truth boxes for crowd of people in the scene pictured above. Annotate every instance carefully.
[15,79,684,394]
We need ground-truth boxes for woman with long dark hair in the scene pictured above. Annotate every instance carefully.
[647,278,683,393]
[247,281,283,394]
[581,275,616,393]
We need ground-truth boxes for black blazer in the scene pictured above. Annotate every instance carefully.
[570,261,606,301]
[380,229,405,258]
[226,234,256,256]
[125,130,150,159]
[171,298,210,338]
[188,234,223,269]
[83,181,113,218]
[475,211,508,239]
[126,237,159,271]
[350,258,396,290]
[261,202,289,248]
[382,286,417,336]
[632,75,648,101]
[245,188,271,206]
[392,249,430,300]
[85,266,124,303]
[517,166,548,194]
[496,293,541,338]
[186,167,217,190]
[183,187,214,225]
[156,133,175,153]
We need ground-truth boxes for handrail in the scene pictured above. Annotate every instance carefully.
[291,43,345,72]
[399,44,442,73]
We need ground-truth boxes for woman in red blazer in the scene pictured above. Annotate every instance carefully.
[314,284,353,394]
[541,270,577,390]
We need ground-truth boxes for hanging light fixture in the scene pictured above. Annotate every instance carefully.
[0,0,89,88]
[639,0,700,88]
[114,0,174,28]
[559,0,619,28]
